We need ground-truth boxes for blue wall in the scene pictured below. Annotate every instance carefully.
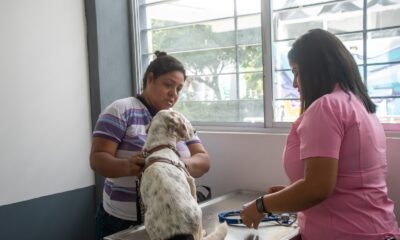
[0,187,95,240]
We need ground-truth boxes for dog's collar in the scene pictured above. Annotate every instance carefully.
[142,144,181,158]
[143,157,188,175]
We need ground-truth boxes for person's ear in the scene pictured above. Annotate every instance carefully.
[146,72,154,86]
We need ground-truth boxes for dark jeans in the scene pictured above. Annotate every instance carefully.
[95,203,139,240]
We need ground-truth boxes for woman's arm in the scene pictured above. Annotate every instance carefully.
[263,156,338,212]
[90,137,145,178]
[267,185,287,194]
[183,143,210,178]
[241,156,338,228]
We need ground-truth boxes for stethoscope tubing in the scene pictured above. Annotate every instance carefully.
[218,210,297,226]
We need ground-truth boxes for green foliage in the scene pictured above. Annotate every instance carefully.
[151,18,264,120]
[151,19,263,100]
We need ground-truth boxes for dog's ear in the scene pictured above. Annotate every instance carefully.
[175,117,188,140]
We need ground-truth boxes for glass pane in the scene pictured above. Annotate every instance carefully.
[179,74,237,102]
[273,40,294,70]
[239,72,264,99]
[174,73,264,122]
[272,33,363,70]
[367,0,400,29]
[140,0,234,29]
[323,0,363,33]
[367,28,400,64]
[175,74,263,122]
[173,48,237,76]
[274,100,301,122]
[238,45,263,72]
[359,66,365,83]
[143,19,236,53]
[337,32,364,64]
[237,0,261,15]
[367,63,400,98]
[139,0,164,4]
[175,99,264,122]
[237,15,262,45]
[138,0,265,124]
[272,0,336,10]
[273,70,299,100]
[240,99,264,123]
[273,0,363,40]
[273,7,323,40]
[373,97,400,124]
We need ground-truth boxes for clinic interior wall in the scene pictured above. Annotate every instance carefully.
[0,0,95,239]
[196,132,400,223]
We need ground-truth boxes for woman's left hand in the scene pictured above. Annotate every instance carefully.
[240,200,265,229]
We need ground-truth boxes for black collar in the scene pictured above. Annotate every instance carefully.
[136,94,157,117]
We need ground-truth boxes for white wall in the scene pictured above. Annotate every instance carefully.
[0,0,93,205]
[197,132,400,222]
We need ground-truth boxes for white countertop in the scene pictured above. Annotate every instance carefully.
[104,189,300,240]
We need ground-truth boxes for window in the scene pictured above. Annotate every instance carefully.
[272,0,400,128]
[134,0,400,128]
[135,0,264,125]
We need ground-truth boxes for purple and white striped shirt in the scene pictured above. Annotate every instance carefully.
[93,96,200,221]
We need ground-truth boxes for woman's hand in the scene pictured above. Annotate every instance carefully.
[90,137,145,178]
[240,199,265,229]
[127,152,145,176]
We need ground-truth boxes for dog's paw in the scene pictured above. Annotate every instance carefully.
[203,222,228,240]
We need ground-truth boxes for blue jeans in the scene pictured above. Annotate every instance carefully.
[95,203,139,240]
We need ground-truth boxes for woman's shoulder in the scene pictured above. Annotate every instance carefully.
[106,97,145,111]
[103,97,150,118]
[305,87,358,124]
[109,96,138,106]
[311,87,350,110]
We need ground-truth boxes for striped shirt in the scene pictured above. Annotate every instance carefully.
[93,96,200,221]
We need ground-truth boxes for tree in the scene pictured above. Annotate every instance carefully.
[151,20,262,100]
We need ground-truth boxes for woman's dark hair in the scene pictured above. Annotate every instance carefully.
[288,29,376,113]
[142,50,186,90]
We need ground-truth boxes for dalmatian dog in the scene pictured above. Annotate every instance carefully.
[140,109,227,240]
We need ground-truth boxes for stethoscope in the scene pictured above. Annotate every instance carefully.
[218,210,297,227]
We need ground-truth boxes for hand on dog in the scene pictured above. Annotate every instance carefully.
[127,152,145,176]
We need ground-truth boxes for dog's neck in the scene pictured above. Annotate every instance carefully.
[144,128,177,149]
[143,127,181,158]
[142,144,180,158]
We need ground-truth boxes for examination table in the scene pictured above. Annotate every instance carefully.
[104,190,300,240]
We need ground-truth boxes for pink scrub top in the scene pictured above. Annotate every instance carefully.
[283,86,400,240]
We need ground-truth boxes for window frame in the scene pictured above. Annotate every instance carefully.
[130,0,400,135]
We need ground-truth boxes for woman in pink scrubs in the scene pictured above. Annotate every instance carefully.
[241,29,400,240]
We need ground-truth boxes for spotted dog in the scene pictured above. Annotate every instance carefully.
[140,109,227,240]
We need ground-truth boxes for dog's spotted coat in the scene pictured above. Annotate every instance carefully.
[140,110,227,240]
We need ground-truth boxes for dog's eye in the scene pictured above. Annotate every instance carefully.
[193,129,197,134]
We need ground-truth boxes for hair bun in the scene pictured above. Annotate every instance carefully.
[154,50,167,58]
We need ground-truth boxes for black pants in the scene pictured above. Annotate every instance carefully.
[95,203,139,240]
